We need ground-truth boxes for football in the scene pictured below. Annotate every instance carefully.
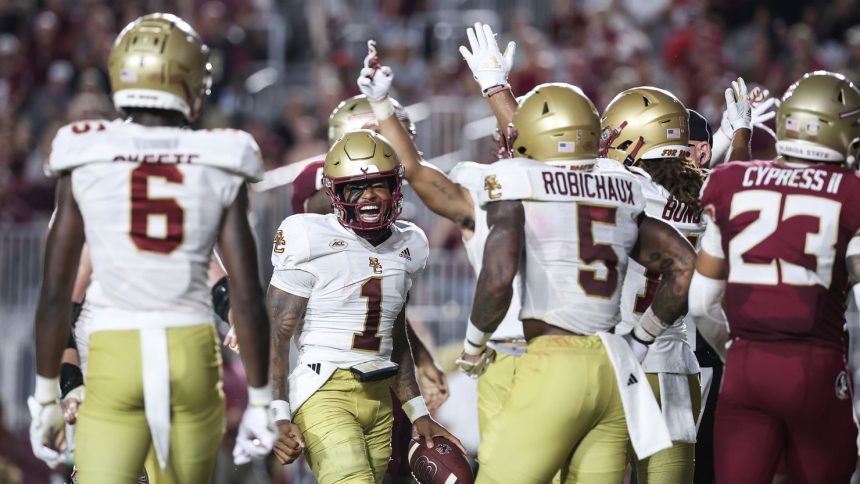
[408,436,474,484]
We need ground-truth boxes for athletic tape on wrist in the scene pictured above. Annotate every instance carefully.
[463,320,492,355]
[402,396,429,423]
[270,400,291,422]
[369,97,395,120]
[483,84,511,98]
[635,307,671,343]
[34,375,59,404]
[248,384,273,408]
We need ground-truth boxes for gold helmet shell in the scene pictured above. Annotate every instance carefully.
[108,13,212,122]
[328,95,416,145]
[776,71,860,163]
[601,87,690,165]
[323,130,404,232]
[510,83,600,163]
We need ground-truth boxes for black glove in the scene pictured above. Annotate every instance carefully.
[211,276,230,323]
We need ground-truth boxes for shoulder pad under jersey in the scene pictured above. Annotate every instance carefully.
[47,121,264,181]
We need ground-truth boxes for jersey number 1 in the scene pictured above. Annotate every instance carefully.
[130,164,184,254]
[352,277,383,352]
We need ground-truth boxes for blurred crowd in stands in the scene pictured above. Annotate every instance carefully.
[2,0,860,225]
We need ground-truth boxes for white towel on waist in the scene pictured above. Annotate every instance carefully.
[141,327,170,469]
[658,372,697,443]
[598,332,672,459]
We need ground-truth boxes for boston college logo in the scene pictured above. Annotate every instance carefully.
[369,257,383,274]
[484,175,502,200]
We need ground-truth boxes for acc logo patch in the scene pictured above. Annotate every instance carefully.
[835,370,849,400]
[484,175,502,200]
[329,239,347,250]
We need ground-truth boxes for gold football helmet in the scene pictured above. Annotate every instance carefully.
[328,95,416,145]
[510,83,600,164]
[776,71,860,163]
[601,87,690,165]
[108,13,212,122]
[324,129,404,232]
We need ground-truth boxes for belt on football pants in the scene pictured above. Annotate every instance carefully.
[87,309,213,470]
[488,337,527,356]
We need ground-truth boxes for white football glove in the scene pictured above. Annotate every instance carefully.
[455,346,496,379]
[459,22,516,96]
[622,332,649,363]
[232,406,276,465]
[720,77,752,135]
[28,396,66,469]
[357,40,393,102]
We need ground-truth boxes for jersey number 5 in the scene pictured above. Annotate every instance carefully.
[578,204,619,298]
[352,277,383,352]
[130,164,184,254]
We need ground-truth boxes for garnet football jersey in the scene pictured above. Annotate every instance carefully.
[477,157,646,335]
[47,119,262,326]
[700,160,860,349]
[270,213,429,367]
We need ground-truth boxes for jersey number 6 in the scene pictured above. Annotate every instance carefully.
[130,164,184,254]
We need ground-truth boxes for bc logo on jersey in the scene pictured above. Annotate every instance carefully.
[273,230,286,254]
[369,257,383,274]
[484,175,502,200]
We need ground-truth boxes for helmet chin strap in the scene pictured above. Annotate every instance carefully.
[625,137,646,167]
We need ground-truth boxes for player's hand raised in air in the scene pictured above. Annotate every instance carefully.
[357,40,393,102]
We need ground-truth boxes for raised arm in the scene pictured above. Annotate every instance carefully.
[357,42,475,233]
[628,215,696,344]
[459,22,518,127]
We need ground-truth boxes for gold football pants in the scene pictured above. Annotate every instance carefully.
[477,352,519,462]
[631,373,701,484]
[74,324,225,484]
[477,335,628,484]
[293,369,394,484]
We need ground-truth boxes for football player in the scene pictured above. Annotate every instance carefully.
[28,14,273,483]
[461,82,695,483]
[354,26,523,468]
[601,87,712,484]
[690,71,860,483]
[267,129,463,482]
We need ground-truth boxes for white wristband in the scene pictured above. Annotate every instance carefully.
[463,319,492,356]
[402,396,429,423]
[270,399,291,422]
[34,375,59,404]
[369,97,395,121]
[634,307,672,343]
[248,384,273,408]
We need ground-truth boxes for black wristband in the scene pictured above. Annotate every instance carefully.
[211,276,230,323]
[60,363,84,398]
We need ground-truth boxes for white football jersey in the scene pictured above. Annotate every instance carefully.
[47,119,262,327]
[477,158,646,335]
[618,167,704,374]
[270,213,429,367]
[449,162,523,340]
